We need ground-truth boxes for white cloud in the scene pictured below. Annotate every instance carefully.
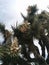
[0,0,49,29]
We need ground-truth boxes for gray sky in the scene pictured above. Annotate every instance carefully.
[0,0,49,30]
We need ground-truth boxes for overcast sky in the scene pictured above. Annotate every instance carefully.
[0,0,49,30]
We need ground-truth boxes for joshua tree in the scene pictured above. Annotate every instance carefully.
[0,5,49,65]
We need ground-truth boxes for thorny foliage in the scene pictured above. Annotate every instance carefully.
[0,5,49,65]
